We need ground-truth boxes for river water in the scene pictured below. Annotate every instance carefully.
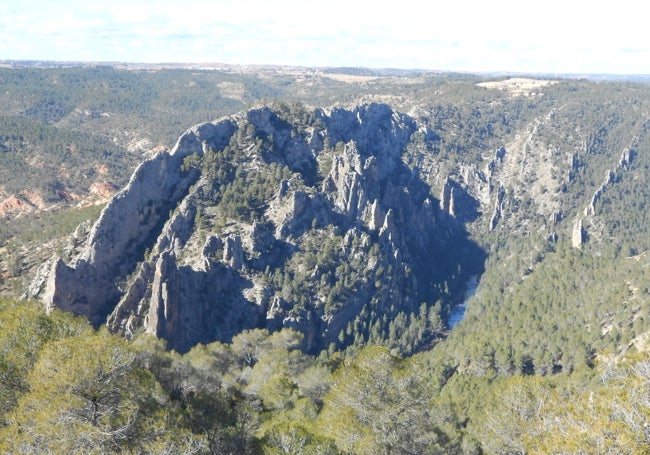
[448,275,479,328]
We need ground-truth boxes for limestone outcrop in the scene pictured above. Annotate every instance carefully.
[27,103,483,353]
[27,119,237,324]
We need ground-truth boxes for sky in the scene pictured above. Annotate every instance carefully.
[1,0,648,75]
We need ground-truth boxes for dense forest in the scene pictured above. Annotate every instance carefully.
[2,65,650,453]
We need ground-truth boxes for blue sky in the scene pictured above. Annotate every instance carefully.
[1,0,648,75]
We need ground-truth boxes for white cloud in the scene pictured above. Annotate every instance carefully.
[0,0,649,73]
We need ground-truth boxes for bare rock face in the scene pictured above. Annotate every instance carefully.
[439,177,455,217]
[26,119,237,324]
[572,218,585,248]
[141,250,260,353]
[0,194,37,218]
[28,103,483,354]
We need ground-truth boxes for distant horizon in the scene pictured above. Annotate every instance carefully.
[2,0,649,76]
[3,59,650,82]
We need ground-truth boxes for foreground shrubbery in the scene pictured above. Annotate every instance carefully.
[2,297,650,454]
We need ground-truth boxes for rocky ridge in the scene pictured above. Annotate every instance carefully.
[27,103,482,354]
[432,104,650,254]
[573,140,641,248]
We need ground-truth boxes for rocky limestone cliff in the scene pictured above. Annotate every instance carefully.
[27,103,483,354]
[423,105,644,251]
[27,120,237,324]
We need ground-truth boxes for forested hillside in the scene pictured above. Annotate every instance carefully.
[3,298,650,453]
[3,65,650,453]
